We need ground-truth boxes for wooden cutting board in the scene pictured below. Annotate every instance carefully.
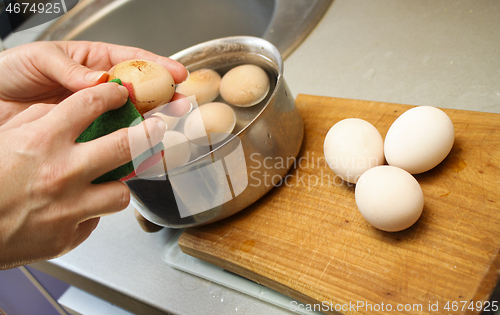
[179,95,500,315]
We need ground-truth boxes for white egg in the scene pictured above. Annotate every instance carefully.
[219,64,270,107]
[152,112,179,131]
[355,165,424,232]
[183,102,236,146]
[384,106,455,174]
[324,118,385,184]
[162,131,192,171]
[176,69,221,105]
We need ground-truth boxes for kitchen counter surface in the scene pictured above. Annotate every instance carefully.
[285,0,500,114]
[9,0,499,314]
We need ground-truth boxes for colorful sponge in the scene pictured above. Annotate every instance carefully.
[76,79,164,184]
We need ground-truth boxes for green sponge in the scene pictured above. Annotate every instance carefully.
[76,78,164,184]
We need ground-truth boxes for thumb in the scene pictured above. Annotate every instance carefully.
[63,64,109,92]
[42,45,109,92]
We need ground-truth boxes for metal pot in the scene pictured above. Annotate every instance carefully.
[127,36,304,228]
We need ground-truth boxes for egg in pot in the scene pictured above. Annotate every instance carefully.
[175,69,221,106]
[183,102,236,146]
[219,64,270,107]
[161,130,192,171]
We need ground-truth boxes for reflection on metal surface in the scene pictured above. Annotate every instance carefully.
[37,0,332,59]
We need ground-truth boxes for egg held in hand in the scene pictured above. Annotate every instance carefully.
[355,165,424,232]
[184,102,236,146]
[324,118,385,184]
[108,59,176,115]
[76,80,165,183]
[77,59,178,183]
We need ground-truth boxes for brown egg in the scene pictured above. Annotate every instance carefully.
[108,60,175,115]
[219,64,270,107]
[183,102,236,146]
[175,69,221,105]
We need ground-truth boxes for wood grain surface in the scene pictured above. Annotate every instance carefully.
[179,95,500,315]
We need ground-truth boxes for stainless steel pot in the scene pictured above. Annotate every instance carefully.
[127,36,304,228]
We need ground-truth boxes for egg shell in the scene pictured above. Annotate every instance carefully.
[162,131,192,170]
[384,106,455,174]
[183,102,236,146]
[355,165,424,232]
[324,118,385,184]
[109,60,175,115]
[175,69,221,105]
[219,64,270,107]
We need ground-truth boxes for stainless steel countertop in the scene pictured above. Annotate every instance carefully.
[8,0,500,314]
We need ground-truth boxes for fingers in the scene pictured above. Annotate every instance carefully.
[42,80,167,183]
[70,178,130,247]
[78,181,131,219]
[70,217,100,252]
[0,103,55,132]
[58,41,188,84]
[67,181,129,233]
[73,118,166,182]
[37,42,109,92]
[40,82,129,141]
[0,102,30,127]
[144,93,192,118]
[168,93,193,116]
[128,118,167,160]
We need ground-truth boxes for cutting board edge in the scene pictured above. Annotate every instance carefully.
[178,237,354,315]
[472,246,500,305]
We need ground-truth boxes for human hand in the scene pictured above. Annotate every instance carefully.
[0,41,188,126]
[0,82,169,269]
[0,41,188,269]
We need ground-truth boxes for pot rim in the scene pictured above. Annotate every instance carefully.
[128,36,284,181]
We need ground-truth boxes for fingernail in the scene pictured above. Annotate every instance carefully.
[143,118,167,142]
[85,71,108,83]
[155,119,167,135]
[150,115,169,130]
[118,85,129,98]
